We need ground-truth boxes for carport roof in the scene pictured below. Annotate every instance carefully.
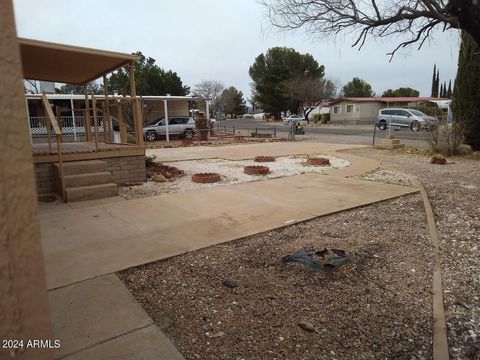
[19,37,138,85]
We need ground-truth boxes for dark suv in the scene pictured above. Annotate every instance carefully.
[143,117,196,141]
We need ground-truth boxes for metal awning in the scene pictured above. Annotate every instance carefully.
[18,38,138,84]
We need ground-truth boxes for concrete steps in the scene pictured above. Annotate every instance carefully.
[65,183,118,202]
[56,160,118,202]
[63,172,112,188]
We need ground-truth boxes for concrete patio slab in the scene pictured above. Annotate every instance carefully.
[48,274,156,358]
[41,174,418,290]
[63,325,184,360]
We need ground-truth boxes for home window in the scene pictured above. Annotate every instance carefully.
[346,104,354,113]
[333,106,341,114]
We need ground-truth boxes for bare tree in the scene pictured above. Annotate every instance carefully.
[24,79,40,94]
[192,80,224,114]
[261,0,480,59]
[283,77,337,120]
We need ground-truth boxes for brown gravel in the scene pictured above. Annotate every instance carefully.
[119,192,434,359]
[344,148,480,360]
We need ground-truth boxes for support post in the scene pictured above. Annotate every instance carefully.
[163,99,170,142]
[84,87,91,141]
[129,62,143,145]
[117,102,126,144]
[103,75,111,143]
[25,97,32,144]
[55,106,63,143]
[70,98,77,141]
[92,93,99,151]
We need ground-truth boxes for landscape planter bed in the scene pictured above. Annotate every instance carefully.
[244,165,270,175]
[191,172,221,183]
[254,156,275,162]
[306,157,331,166]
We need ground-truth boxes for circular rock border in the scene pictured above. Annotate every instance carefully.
[254,156,275,162]
[191,173,221,183]
[306,157,330,166]
[244,165,270,175]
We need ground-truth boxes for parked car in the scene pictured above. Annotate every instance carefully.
[376,108,437,131]
[241,114,255,119]
[283,114,307,125]
[253,113,266,120]
[143,116,196,141]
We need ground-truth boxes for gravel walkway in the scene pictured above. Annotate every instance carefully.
[119,155,350,200]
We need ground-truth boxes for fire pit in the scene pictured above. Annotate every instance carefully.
[254,156,275,162]
[306,157,330,166]
[191,173,221,183]
[244,165,270,175]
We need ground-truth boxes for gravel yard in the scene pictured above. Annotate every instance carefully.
[345,148,480,360]
[119,192,434,360]
[118,146,479,359]
[119,155,350,200]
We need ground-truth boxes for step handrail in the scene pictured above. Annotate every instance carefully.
[41,93,66,200]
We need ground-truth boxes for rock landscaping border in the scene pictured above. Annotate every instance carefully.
[254,156,275,162]
[244,165,270,175]
[306,157,331,166]
[191,173,222,184]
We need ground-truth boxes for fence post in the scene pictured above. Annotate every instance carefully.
[273,126,276,138]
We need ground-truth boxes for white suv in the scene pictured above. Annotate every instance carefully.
[143,116,196,141]
[376,108,437,131]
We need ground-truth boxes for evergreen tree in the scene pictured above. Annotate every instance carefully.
[382,87,420,97]
[435,69,440,97]
[439,83,444,98]
[249,47,324,119]
[431,64,437,97]
[109,51,189,96]
[341,77,374,97]
[452,31,480,149]
[221,87,246,118]
[447,80,453,98]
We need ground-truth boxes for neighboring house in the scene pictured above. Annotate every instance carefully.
[329,97,451,124]
[303,101,331,117]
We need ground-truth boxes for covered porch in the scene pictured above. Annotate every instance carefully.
[20,37,146,201]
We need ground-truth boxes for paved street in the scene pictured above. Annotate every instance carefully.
[214,118,429,144]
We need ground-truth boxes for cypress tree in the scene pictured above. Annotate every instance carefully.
[447,80,452,98]
[452,31,480,149]
[440,83,444,98]
[431,64,437,97]
[436,69,440,97]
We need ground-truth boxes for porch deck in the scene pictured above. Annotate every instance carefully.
[32,141,145,163]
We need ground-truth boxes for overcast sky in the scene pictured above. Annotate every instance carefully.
[13,0,460,101]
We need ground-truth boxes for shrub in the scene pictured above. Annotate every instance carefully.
[194,114,213,140]
[320,113,330,124]
[126,133,136,144]
[414,106,444,117]
[250,131,272,138]
[312,114,321,123]
[425,121,464,156]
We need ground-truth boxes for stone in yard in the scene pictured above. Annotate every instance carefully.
[222,279,237,289]
[456,143,473,155]
[297,320,315,332]
[211,331,225,338]
[152,174,167,182]
[430,155,447,165]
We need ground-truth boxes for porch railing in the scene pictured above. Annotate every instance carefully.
[29,116,105,138]
[41,93,65,199]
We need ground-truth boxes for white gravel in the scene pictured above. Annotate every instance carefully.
[355,169,414,187]
[119,155,350,199]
